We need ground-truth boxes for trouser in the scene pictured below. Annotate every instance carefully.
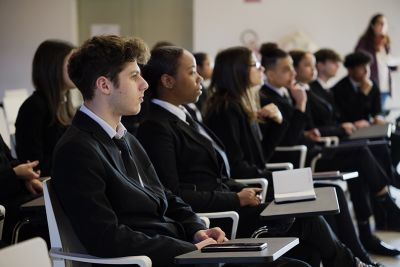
[315,144,388,221]
[212,209,356,267]
[315,184,368,261]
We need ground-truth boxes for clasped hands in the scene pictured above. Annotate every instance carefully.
[13,160,43,195]
[194,227,228,249]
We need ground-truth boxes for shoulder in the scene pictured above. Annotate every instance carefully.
[21,92,47,110]
[332,77,350,92]
[54,125,94,156]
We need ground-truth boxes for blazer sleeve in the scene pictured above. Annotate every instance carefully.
[15,96,47,166]
[371,84,382,117]
[137,120,240,212]
[205,104,270,179]
[52,137,198,266]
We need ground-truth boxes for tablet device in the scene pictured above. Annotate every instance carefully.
[201,242,267,252]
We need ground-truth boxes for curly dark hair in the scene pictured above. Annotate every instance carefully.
[68,35,150,100]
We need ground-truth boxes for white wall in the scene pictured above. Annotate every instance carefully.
[0,0,78,99]
[194,0,400,107]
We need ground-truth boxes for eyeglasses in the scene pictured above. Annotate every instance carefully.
[249,61,262,70]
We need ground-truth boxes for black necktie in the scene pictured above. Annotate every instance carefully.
[113,137,144,187]
[185,112,200,131]
[184,112,231,177]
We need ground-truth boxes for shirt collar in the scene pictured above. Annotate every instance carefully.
[316,78,331,90]
[151,98,187,122]
[265,81,286,97]
[79,104,127,139]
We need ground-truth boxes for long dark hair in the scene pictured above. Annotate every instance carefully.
[205,46,256,121]
[32,40,75,126]
[360,13,390,52]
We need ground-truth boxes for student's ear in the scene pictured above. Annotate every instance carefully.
[316,62,324,71]
[265,69,274,82]
[160,74,175,90]
[96,76,112,95]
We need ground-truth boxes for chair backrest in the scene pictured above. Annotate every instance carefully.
[0,106,11,148]
[0,237,52,267]
[43,180,89,267]
[2,88,29,134]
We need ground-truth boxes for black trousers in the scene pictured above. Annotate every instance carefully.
[212,206,356,267]
[315,144,388,221]
[315,183,367,261]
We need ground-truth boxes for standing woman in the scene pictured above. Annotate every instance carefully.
[355,14,397,109]
[15,40,76,177]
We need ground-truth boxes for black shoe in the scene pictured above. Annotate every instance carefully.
[362,235,400,256]
[355,257,383,267]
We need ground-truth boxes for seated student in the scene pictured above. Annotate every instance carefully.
[15,40,76,177]
[308,49,354,138]
[331,51,384,127]
[52,35,308,267]
[137,46,285,237]
[136,45,381,267]
[331,51,400,174]
[0,134,42,244]
[258,46,400,257]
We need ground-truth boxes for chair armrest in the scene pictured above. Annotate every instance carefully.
[310,153,323,172]
[319,136,339,147]
[266,162,293,170]
[49,248,152,266]
[233,178,268,204]
[275,145,307,168]
[196,211,239,239]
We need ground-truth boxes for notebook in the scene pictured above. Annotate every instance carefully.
[273,167,316,204]
[349,123,392,140]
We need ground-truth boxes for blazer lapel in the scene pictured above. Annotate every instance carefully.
[72,111,161,205]
[151,104,222,173]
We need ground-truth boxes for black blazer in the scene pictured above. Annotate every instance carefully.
[259,84,311,147]
[137,103,243,213]
[15,91,68,176]
[0,134,24,203]
[204,102,271,179]
[331,76,382,123]
[52,111,206,267]
[307,81,346,137]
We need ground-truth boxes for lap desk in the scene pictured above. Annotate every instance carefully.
[175,237,299,264]
[312,171,358,181]
[260,187,339,220]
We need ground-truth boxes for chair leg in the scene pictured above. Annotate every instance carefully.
[11,217,31,244]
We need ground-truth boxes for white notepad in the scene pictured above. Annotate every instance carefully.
[273,167,316,204]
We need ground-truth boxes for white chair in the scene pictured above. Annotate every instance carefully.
[0,107,11,148]
[0,205,5,240]
[319,136,339,147]
[197,211,239,239]
[266,162,294,170]
[43,180,152,267]
[234,178,268,204]
[44,179,241,267]
[274,145,308,168]
[0,237,52,267]
[2,88,29,135]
